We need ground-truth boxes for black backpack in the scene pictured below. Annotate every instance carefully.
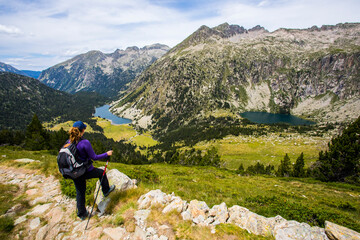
[57,141,88,179]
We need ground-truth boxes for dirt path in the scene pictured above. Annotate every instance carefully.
[0,166,112,240]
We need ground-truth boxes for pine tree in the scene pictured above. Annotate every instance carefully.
[313,116,360,183]
[277,153,292,177]
[292,152,305,177]
[25,114,49,150]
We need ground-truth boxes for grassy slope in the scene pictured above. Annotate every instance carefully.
[47,118,158,147]
[2,147,357,233]
[194,133,329,169]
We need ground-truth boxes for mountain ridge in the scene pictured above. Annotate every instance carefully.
[111,22,360,130]
[39,44,170,97]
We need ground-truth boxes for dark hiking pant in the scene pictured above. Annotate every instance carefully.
[72,168,110,217]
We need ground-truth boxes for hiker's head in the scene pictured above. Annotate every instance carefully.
[69,121,87,143]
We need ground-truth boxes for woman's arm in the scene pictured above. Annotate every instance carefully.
[80,139,108,160]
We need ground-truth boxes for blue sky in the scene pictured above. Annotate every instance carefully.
[0,0,359,71]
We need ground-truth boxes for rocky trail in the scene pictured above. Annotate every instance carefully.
[1,162,360,240]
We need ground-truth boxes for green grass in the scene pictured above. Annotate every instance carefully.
[109,162,360,232]
[193,133,328,169]
[1,145,359,234]
[96,118,137,141]
[129,133,158,147]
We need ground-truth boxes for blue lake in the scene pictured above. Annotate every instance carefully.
[94,105,132,125]
[240,112,316,125]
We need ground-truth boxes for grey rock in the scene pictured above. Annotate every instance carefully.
[103,227,129,240]
[134,226,147,240]
[162,197,187,214]
[134,209,151,229]
[29,217,41,230]
[36,224,49,240]
[181,200,210,223]
[14,215,27,225]
[274,220,329,240]
[29,203,52,215]
[138,189,168,209]
[209,202,229,223]
[95,169,135,213]
[325,221,360,240]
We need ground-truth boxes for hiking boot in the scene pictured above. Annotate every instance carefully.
[104,185,115,197]
[78,210,89,221]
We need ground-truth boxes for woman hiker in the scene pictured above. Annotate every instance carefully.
[69,121,115,220]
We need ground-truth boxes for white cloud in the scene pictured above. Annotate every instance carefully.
[0,24,22,35]
[0,0,359,70]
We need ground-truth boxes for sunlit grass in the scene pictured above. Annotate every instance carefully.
[130,133,158,147]
[46,120,96,132]
[1,143,359,233]
[194,133,329,169]
[96,118,137,141]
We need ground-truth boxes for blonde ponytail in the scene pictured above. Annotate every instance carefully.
[69,127,82,143]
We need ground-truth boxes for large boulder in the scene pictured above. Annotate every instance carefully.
[325,221,360,240]
[228,205,286,236]
[274,220,329,240]
[95,169,136,214]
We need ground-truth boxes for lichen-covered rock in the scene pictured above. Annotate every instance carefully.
[267,215,287,235]
[274,220,329,240]
[209,202,229,223]
[138,189,168,209]
[227,205,251,227]
[181,200,209,224]
[325,221,360,240]
[162,197,187,214]
[95,169,135,212]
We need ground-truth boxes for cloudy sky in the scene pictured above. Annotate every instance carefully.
[0,0,359,71]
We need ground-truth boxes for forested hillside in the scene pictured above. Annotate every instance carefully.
[0,72,107,130]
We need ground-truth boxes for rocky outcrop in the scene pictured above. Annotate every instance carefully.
[325,221,360,240]
[94,168,137,215]
[137,189,360,240]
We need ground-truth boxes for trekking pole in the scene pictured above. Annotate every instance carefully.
[85,157,110,231]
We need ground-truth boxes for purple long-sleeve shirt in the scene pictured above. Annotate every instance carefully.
[68,139,108,171]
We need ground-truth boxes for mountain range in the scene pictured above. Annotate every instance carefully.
[38,44,170,97]
[111,23,360,130]
[0,62,41,79]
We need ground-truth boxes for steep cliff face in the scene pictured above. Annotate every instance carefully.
[39,44,170,97]
[112,23,360,128]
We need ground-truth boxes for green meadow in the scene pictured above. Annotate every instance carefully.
[1,146,359,233]
[47,118,158,147]
[194,133,329,170]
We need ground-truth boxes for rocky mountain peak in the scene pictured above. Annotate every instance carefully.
[39,43,170,96]
[142,43,170,51]
[248,25,267,32]
[213,22,247,37]
[125,46,140,52]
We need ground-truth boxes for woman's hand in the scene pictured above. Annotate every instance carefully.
[107,150,113,156]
